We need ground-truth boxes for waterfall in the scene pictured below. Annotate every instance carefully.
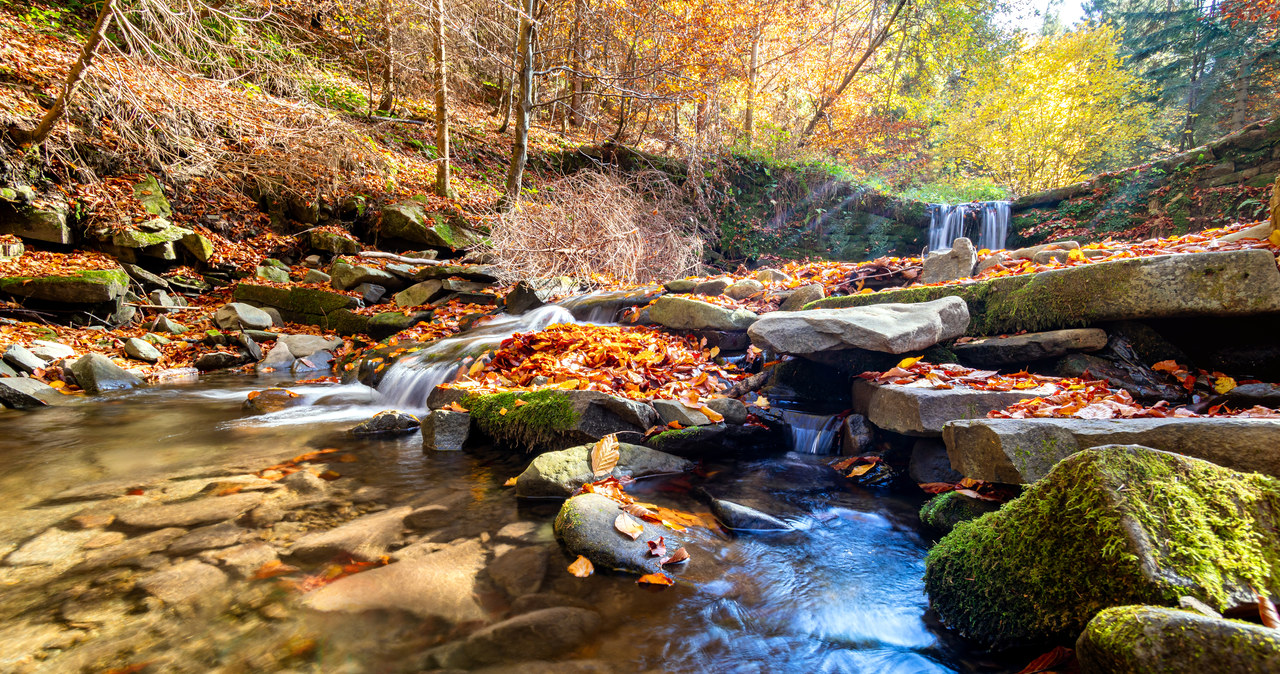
[375,304,575,408]
[781,410,841,455]
[927,201,1011,253]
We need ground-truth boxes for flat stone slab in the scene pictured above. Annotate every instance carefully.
[288,506,410,562]
[853,379,1058,436]
[137,560,227,604]
[115,492,265,529]
[952,328,1108,367]
[944,417,1280,483]
[749,296,969,355]
[648,295,758,331]
[809,250,1280,335]
[302,539,486,621]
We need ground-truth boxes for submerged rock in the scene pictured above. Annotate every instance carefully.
[302,538,486,620]
[137,560,227,605]
[748,296,969,356]
[454,607,601,667]
[710,499,791,531]
[1076,605,1280,673]
[117,492,265,529]
[515,442,692,498]
[289,506,411,562]
[422,409,471,451]
[553,493,682,575]
[924,444,1280,648]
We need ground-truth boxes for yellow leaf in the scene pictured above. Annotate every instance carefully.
[503,477,517,487]
[846,463,875,477]
[699,405,724,423]
[614,513,644,540]
[498,407,508,416]
[896,356,922,369]
[1270,229,1280,247]
[590,433,620,477]
[468,359,485,376]
[1067,248,1087,262]
[567,555,594,577]
[1214,376,1237,394]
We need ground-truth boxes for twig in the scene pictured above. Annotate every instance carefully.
[358,251,444,265]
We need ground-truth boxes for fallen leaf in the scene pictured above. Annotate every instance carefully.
[647,536,667,558]
[317,470,341,481]
[660,546,690,565]
[252,559,299,580]
[699,405,724,423]
[590,433,620,477]
[1015,645,1076,674]
[614,513,644,539]
[636,572,674,587]
[897,356,922,369]
[1214,376,1237,394]
[567,555,594,577]
[503,476,518,487]
[1259,591,1280,629]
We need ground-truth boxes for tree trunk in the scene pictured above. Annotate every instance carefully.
[503,0,538,208]
[570,0,584,126]
[433,0,451,198]
[376,0,395,113]
[1230,55,1251,132]
[10,0,116,145]
[498,12,519,133]
[744,31,759,145]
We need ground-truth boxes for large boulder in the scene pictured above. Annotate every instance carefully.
[553,493,683,575]
[329,261,399,292]
[231,283,369,335]
[749,296,969,355]
[214,303,273,331]
[515,442,692,498]
[809,250,1280,336]
[380,200,480,249]
[943,417,1280,483]
[0,378,64,409]
[952,328,1109,367]
[0,199,74,244]
[648,296,758,331]
[464,389,659,451]
[69,353,143,393]
[1076,605,1280,673]
[924,445,1280,648]
[918,491,1002,534]
[0,269,127,304]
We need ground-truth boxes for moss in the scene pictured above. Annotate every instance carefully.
[463,389,581,450]
[111,222,189,248]
[1081,605,1280,672]
[919,491,1002,534]
[924,446,1280,648]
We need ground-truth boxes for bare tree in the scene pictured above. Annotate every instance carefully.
[503,0,539,208]
[434,0,452,197]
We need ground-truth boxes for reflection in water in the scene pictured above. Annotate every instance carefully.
[0,377,987,673]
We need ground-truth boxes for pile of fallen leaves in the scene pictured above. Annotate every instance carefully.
[0,249,122,277]
[862,357,1061,393]
[448,323,744,402]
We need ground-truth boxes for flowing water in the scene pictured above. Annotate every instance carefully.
[926,201,1011,253]
[780,410,842,455]
[0,374,1012,672]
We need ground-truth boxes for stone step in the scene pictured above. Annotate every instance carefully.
[853,378,1057,436]
[943,417,1280,483]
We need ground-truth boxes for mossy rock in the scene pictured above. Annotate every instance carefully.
[463,389,658,452]
[1077,605,1280,673]
[515,442,691,498]
[133,175,172,218]
[233,283,359,314]
[919,491,1003,534]
[924,444,1280,648]
[0,269,128,304]
[111,221,191,248]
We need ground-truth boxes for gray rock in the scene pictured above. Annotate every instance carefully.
[724,278,765,300]
[77,528,186,570]
[4,527,99,566]
[137,560,227,604]
[422,409,471,451]
[254,265,290,283]
[553,493,682,575]
[841,414,875,454]
[710,499,791,531]
[166,522,248,555]
[355,282,386,304]
[123,337,161,363]
[755,268,792,283]
[853,378,1057,436]
[278,334,343,358]
[778,283,825,311]
[0,378,63,409]
[351,410,420,435]
[150,316,187,334]
[924,445,1280,648]
[255,342,295,373]
[1077,605,1280,674]
[330,261,398,291]
[504,281,547,315]
[237,333,262,361]
[952,328,1109,367]
[200,541,277,580]
[908,437,963,484]
[943,417,1280,483]
[116,492,265,529]
[289,506,410,562]
[749,296,969,355]
[3,345,46,373]
[0,200,73,244]
[922,237,977,283]
[214,303,273,331]
[693,277,731,296]
[302,269,331,285]
[652,399,712,426]
[194,351,250,372]
[918,491,1001,534]
[242,387,304,413]
[664,279,697,293]
[456,607,601,667]
[515,443,692,498]
[648,296,758,331]
[27,339,75,361]
[302,539,486,620]
[69,353,144,393]
[290,349,334,374]
[705,398,747,425]
[486,546,548,598]
[280,470,328,495]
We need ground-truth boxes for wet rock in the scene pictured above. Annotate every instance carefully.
[1077,605,1280,673]
[494,521,549,544]
[0,378,63,409]
[918,491,1001,534]
[554,494,681,575]
[710,499,791,531]
[242,387,303,413]
[841,414,875,454]
[456,608,601,667]
[693,278,731,296]
[3,344,47,373]
[943,417,1280,483]
[464,389,659,451]
[486,546,548,598]
[922,237,977,284]
[69,353,143,393]
[510,593,594,616]
[214,302,273,331]
[278,334,343,358]
[652,399,711,426]
[705,398,747,425]
[648,296,758,331]
[4,527,100,566]
[777,283,825,311]
[724,278,764,300]
[255,342,295,373]
[749,296,969,356]
[924,445,1280,648]
[69,513,115,529]
[515,443,692,498]
[289,506,411,562]
[908,437,962,484]
[504,281,548,315]
[116,492,265,529]
[194,350,251,372]
[1214,382,1280,409]
[952,328,1109,367]
[303,538,486,620]
[351,410,421,436]
[77,528,186,570]
[123,337,161,363]
[137,560,227,604]
[281,470,329,495]
[27,339,75,361]
[290,349,334,374]
[853,378,1057,436]
[166,522,249,555]
[422,409,471,451]
[201,541,277,580]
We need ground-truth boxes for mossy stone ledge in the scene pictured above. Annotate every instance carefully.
[462,389,658,452]
[923,444,1280,648]
[0,268,128,304]
[1077,605,1280,673]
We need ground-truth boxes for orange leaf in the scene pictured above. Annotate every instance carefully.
[660,546,690,566]
[614,513,645,540]
[252,559,299,580]
[699,405,724,423]
[503,476,518,487]
[637,572,674,587]
[567,555,594,577]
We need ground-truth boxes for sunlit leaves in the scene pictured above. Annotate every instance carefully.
[614,513,645,539]
[568,555,594,577]
[590,433,620,477]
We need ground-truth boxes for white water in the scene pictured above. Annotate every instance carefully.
[375,304,576,409]
[781,410,841,455]
[926,200,1011,252]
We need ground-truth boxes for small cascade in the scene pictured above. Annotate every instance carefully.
[927,200,1012,252]
[558,288,659,323]
[781,410,841,455]
[375,304,575,408]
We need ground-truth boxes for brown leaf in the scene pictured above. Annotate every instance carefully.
[567,555,594,578]
[614,513,644,540]
[1015,645,1076,674]
[647,536,667,558]
[1259,591,1280,629]
[660,546,690,566]
[590,433,620,477]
